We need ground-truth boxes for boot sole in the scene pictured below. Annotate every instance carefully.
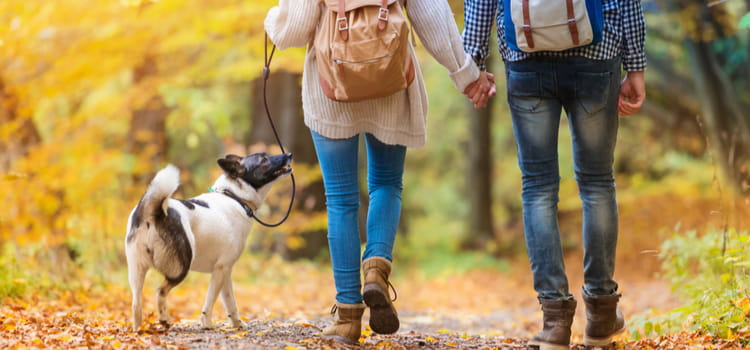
[363,284,399,334]
[321,334,359,345]
[527,339,570,350]
[583,322,626,347]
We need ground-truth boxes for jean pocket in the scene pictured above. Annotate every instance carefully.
[507,70,542,112]
[575,71,612,115]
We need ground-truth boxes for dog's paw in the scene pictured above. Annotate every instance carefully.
[200,315,215,329]
[159,320,171,329]
[230,319,244,329]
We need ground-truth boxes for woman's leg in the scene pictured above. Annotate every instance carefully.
[310,130,363,304]
[360,133,406,334]
[362,133,406,261]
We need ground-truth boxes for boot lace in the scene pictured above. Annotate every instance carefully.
[330,304,338,316]
[387,280,398,302]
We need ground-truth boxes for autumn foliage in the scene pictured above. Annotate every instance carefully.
[1,0,750,349]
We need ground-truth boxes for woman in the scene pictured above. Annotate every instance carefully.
[264,0,494,344]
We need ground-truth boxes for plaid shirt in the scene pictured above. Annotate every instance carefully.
[463,0,647,72]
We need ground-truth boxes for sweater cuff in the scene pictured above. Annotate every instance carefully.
[264,7,283,48]
[449,54,481,92]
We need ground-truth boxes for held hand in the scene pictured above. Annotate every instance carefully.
[618,71,645,116]
[464,71,497,109]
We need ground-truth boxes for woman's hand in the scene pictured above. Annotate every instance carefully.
[464,71,496,109]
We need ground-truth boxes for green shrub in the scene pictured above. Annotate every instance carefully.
[0,244,29,298]
[629,229,750,341]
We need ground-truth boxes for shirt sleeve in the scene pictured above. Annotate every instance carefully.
[406,0,480,92]
[620,0,646,71]
[264,0,320,50]
[462,0,498,71]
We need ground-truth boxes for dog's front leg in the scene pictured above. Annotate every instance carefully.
[219,271,243,328]
[201,265,230,329]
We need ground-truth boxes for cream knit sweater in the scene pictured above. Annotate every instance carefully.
[264,0,479,148]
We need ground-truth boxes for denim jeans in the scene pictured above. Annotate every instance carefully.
[505,56,622,300]
[310,131,406,304]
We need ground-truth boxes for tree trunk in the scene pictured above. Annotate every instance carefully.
[653,0,750,194]
[462,91,495,251]
[250,71,328,260]
[0,77,41,171]
[127,56,170,181]
[685,39,750,193]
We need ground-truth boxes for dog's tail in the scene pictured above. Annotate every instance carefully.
[142,164,180,217]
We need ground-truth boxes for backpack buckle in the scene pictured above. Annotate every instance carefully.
[378,8,389,22]
[337,17,349,31]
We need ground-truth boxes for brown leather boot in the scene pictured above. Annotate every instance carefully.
[321,302,366,345]
[582,292,626,348]
[527,298,577,350]
[362,257,399,334]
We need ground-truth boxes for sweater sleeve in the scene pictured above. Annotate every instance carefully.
[406,0,480,92]
[264,0,320,50]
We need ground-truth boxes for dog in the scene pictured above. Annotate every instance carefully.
[125,152,292,332]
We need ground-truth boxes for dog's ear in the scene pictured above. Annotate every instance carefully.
[217,156,244,178]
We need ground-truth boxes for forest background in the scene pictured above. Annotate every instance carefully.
[1,0,750,348]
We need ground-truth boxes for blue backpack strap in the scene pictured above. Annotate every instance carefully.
[503,0,521,51]
[586,0,604,45]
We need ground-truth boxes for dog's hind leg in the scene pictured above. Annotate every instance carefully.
[128,262,147,332]
[219,270,242,328]
[156,279,178,329]
[201,265,230,329]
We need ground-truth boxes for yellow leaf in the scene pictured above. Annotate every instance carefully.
[12,279,26,285]
[102,335,114,341]
[425,336,436,342]
[113,340,122,348]
[5,324,15,331]
[229,331,248,339]
[437,328,453,334]
[284,346,299,350]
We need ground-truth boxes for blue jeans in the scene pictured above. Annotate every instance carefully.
[311,131,406,304]
[505,56,622,300]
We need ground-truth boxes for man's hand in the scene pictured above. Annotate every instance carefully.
[464,71,497,109]
[618,71,645,116]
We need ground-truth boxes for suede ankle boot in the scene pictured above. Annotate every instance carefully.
[362,257,399,334]
[582,292,626,348]
[528,298,577,350]
[321,302,366,345]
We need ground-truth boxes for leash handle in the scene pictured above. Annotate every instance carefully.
[252,34,295,228]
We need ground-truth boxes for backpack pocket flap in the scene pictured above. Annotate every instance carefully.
[511,0,589,29]
[325,0,398,13]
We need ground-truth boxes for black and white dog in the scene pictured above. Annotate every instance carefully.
[125,153,292,332]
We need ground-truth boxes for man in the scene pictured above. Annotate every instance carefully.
[463,0,646,349]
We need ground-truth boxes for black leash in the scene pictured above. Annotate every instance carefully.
[247,34,295,228]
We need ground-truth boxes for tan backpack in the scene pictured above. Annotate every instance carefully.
[314,0,415,102]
